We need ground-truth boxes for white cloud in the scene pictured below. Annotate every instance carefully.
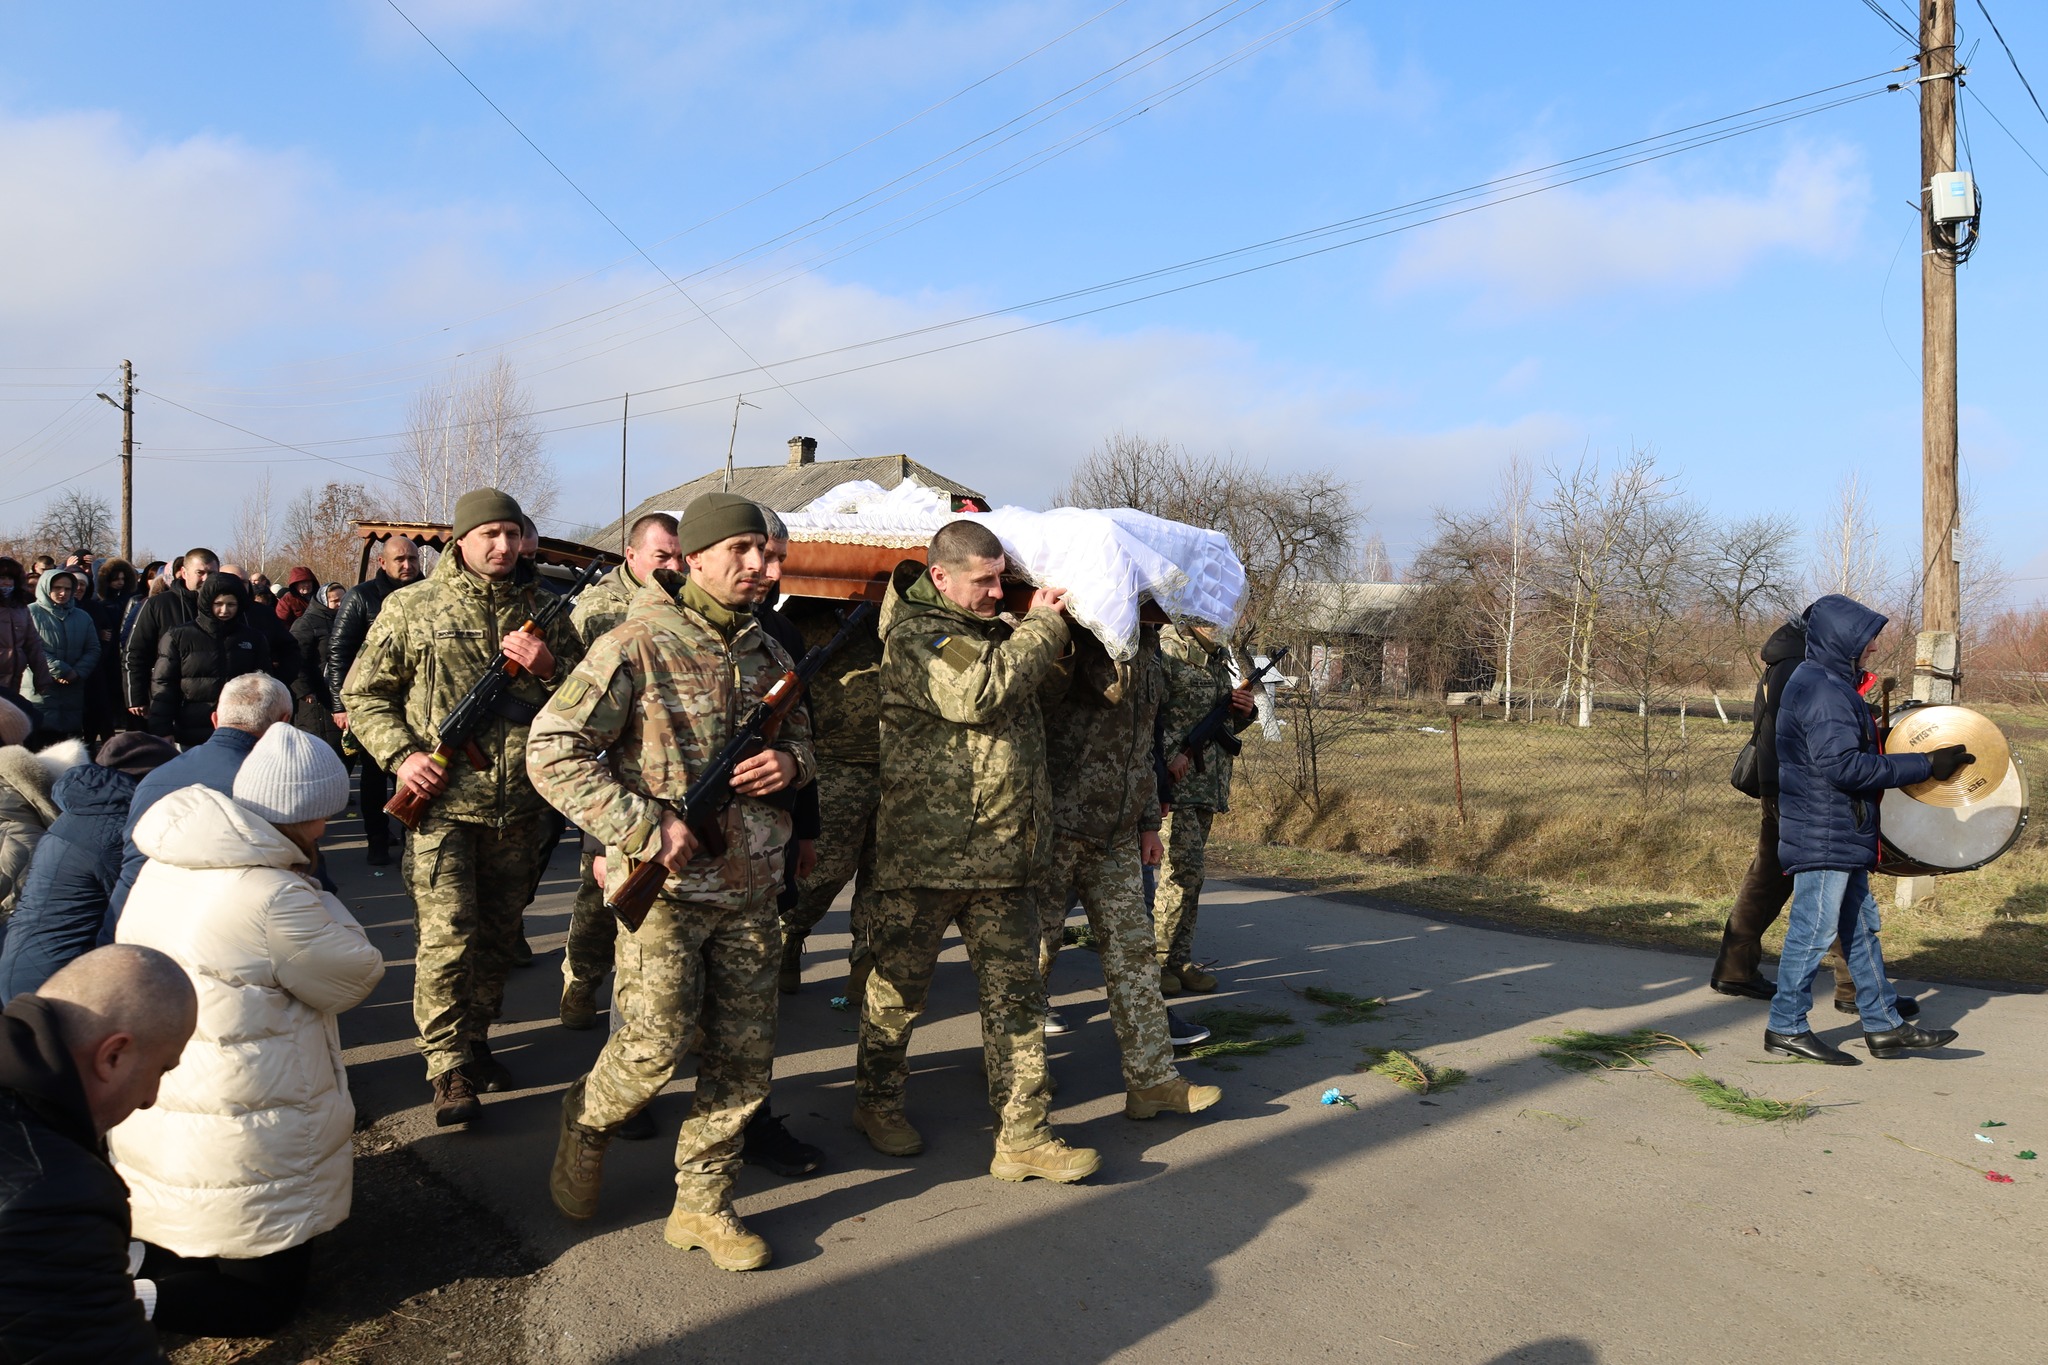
[1386,144,1868,310]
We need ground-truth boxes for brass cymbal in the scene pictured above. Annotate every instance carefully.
[1886,704,2011,808]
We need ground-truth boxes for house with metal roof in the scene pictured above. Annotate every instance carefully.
[592,436,987,549]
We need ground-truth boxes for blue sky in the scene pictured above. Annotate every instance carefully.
[2,1,2043,593]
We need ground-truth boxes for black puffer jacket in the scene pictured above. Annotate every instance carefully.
[326,571,409,708]
[290,600,338,710]
[0,995,164,1363]
[244,596,301,695]
[147,576,271,748]
[123,584,198,711]
[1749,618,1806,800]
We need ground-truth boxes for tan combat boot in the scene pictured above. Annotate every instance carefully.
[778,933,806,995]
[664,1202,772,1271]
[559,977,598,1031]
[1170,962,1217,993]
[1126,1074,1223,1120]
[1158,964,1184,997]
[990,1136,1101,1183]
[853,1105,924,1157]
[549,1091,611,1220]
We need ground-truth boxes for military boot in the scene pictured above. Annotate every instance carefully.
[990,1136,1101,1184]
[467,1040,514,1093]
[511,933,535,968]
[559,977,599,1031]
[1125,1075,1223,1120]
[664,1201,772,1271]
[778,933,806,995]
[549,1089,611,1220]
[1158,965,1184,997]
[852,1106,924,1157]
[432,1067,481,1127]
[1170,962,1217,993]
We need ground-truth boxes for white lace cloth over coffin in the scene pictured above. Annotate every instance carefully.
[774,477,1246,660]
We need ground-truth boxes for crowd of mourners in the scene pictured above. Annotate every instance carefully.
[0,490,1255,1360]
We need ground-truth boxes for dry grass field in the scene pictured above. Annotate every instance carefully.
[1214,698,2048,987]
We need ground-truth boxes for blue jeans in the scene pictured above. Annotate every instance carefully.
[1767,869,1902,1034]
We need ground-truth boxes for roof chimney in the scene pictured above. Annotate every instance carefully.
[788,435,817,467]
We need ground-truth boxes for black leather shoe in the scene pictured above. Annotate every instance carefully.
[1711,978,1776,1001]
[1836,995,1919,1018]
[1864,1022,1958,1058]
[1763,1029,1860,1065]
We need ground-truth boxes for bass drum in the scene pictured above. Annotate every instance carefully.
[1877,704,2030,876]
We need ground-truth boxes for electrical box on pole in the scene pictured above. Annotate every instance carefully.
[1928,170,1976,223]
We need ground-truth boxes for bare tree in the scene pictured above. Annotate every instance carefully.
[1810,472,1891,604]
[392,357,560,525]
[31,490,114,555]
[1540,448,1673,727]
[1700,513,1801,678]
[229,470,275,578]
[280,480,383,585]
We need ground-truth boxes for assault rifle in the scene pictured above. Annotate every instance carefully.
[384,554,609,831]
[605,599,877,932]
[1156,645,1288,807]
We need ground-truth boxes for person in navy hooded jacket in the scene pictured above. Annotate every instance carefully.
[1766,594,1968,1065]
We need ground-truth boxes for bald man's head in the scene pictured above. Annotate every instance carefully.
[40,945,197,1136]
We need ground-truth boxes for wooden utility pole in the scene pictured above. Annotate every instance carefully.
[1915,0,1960,704]
[120,362,134,561]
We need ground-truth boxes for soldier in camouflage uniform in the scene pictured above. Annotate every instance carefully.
[1155,625,1255,995]
[531,492,813,1272]
[857,520,1100,1184]
[558,512,682,1031]
[340,488,583,1126]
[774,593,882,995]
[1038,622,1223,1120]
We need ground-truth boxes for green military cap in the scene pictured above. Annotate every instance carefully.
[453,487,525,540]
[678,491,768,556]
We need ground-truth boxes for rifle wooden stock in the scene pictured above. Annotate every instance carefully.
[604,857,670,932]
[383,749,451,831]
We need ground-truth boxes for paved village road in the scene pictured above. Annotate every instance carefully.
[327,807,2045,1365]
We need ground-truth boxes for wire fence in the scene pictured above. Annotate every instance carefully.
[1218,692,2048,900]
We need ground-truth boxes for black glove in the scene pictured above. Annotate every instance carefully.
[1925,744,1974,782]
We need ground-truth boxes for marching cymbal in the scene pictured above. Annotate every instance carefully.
[1885,704,2011,807]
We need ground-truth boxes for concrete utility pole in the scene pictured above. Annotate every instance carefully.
[1915,0,1960,705]
[97,360,136,561]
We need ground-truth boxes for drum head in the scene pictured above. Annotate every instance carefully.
[1879,752,2029,873]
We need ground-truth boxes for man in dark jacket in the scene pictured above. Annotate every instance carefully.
[289,582,341,753]
[124,549,216,717]
[0,944,196,1364]
[86,559,140,745]
[1765,594,1967,1065]
[109,673,293,921]
[1711,617,1919,1018]
[327,535,420,866]
[0,735,177,999]
[147,574,270,749]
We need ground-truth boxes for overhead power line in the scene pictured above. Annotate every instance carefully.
[142,66,1911,462]
[1971,0,2048,125]
[1855,0,1918,46]
[382,0,860,454]
[1964,86,2048,176]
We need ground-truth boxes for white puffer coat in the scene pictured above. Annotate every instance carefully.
[111,785,384,1258]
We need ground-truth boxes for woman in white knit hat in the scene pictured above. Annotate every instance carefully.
[112,722,384,1337]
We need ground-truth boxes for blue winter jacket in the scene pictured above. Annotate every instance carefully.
[1775,594,1933,874]
[107,724,259,921]
[0,764,136,999]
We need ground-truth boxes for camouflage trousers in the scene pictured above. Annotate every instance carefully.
[1154,806,1215,967]
[562,850,616,991]
[571,889,780,1208]
[782,758,879,971]
[1037,834,1178,1091]
[408,813,545,1080]
[857,886,1053,1151]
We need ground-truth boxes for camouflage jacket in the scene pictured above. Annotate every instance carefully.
[340,551,584,827]
[1159,629,1243,813]
[1045,629,1164,847]
[527,571,815,910]
[781,595,883,767]
[875,561,1069,891]
[570,564,645,646]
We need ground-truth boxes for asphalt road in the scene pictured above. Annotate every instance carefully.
[330,807,2046,1365]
